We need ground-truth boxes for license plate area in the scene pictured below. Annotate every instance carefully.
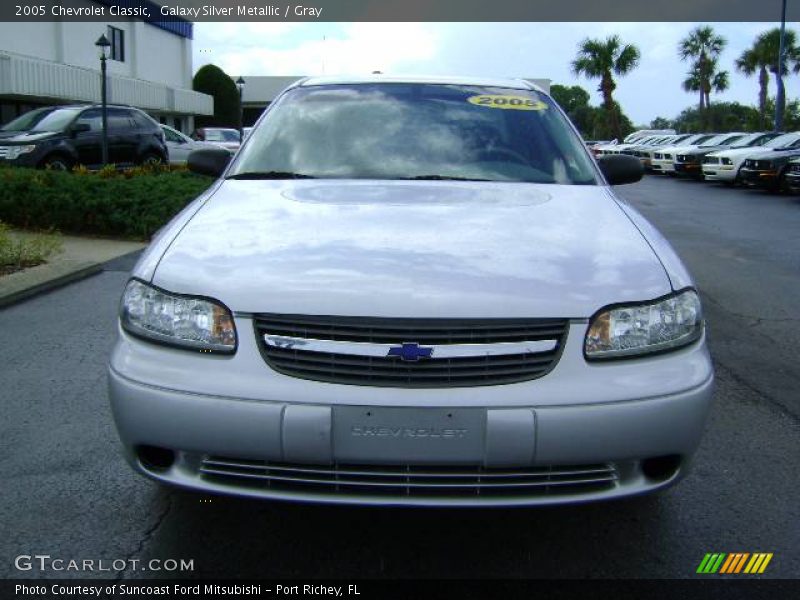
[333,406,485,465]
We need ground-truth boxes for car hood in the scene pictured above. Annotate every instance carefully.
[709,146,768,158]
[744,148,800,161]
[0,131,59,143]
[150,180,672,318]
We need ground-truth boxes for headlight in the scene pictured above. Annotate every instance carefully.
[120,279,237,353]
[584,290,703,360]
[721,157,732,165]
[4,145,37,160]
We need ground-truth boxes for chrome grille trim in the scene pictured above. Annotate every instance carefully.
[264,334,558,359]
[253,315,569,387]
[200,457,619,497]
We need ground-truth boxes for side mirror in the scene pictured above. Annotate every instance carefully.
[70,123,91,136]
[597,154,643,185]
[187,147,232,177]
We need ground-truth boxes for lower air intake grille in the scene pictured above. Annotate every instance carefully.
[200,457,619,498]
[253,315,568,387]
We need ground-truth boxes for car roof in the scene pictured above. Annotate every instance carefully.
[294,74,544,93]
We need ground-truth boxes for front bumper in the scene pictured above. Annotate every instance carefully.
[650,159,675,173]
[673,162,703,177]
[702,164,737,181]
[108,320,715,506]
[740,167,779,188]
[785,172,800,192]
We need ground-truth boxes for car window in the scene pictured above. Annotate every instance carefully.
[162,127,183,143]
[1,107,83,133]
[232,83,600,185]
[1,107,56,132]
[74,109,103,132]
[204,129,240,142]
[107,108,134,132]
[765,133,800,148]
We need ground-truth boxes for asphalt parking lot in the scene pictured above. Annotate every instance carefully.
[1,175,798,581]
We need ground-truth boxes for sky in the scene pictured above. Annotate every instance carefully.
[192,22,800,126]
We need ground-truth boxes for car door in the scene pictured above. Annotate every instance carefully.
[163,126,191,164]
[71,109,103,167]
[107,108,137,165]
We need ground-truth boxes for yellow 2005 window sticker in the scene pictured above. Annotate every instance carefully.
[467,95,549,111]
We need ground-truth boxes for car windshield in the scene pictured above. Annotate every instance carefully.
[766,132,800,148]
[673,134,703,145]
[205,129,240,142]
[230,83,600,184]
[1,107,82,133]
[730,133,774,148]
[701,134,740,146]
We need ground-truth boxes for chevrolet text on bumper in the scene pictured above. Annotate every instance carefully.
[108,76,714,506]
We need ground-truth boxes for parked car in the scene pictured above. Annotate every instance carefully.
[739,137,800,191]
[191,127,241,151]
[109,75,713,507]
[672,133,747,178]
[632,134,695,171]
[593,135,659,156]
[0,104,167,170]
[704,132,800,185]
[650,133,719,175]
[160,124,232,165]
[784,158,800,193]
[622,129,676,143]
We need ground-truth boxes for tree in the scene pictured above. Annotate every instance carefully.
[650,117,673,129]
[192,64,239,128]
[550,83,635,140]
[550,84,595,135]
[572,35,640,141]
[678,25,728,119]
[737,28,800,130]
[672,101,759,133]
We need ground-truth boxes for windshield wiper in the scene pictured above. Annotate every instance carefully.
[226,171,315,180]
[401,175,492,181]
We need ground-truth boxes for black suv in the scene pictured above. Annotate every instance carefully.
[0,104,167,170]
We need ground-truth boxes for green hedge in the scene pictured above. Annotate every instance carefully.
[0,166,214,240]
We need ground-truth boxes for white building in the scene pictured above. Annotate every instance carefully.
[0,0,211,132]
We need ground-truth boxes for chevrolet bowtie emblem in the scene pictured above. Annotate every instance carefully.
[387,343,434,362]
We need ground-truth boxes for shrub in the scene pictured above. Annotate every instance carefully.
[0,166,214,240]
[0,220,63,275]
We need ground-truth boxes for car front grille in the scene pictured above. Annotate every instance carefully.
[253,314,568,387]
[703,156,720,164]
[199,456,619,499]
[653,153,663,159]
[745,159,772,170]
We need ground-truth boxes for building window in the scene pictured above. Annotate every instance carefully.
[108,26,125,62]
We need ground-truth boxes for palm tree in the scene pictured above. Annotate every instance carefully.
[736,45,771,129]
[572,35,640,141]
[737,29,800,129]
[678,26,728,115]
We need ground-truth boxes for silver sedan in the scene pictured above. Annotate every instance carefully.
[109,76,714,506]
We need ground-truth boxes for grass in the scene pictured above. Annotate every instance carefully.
[0,221,63,276]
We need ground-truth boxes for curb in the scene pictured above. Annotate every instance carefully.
[0,261,103,308]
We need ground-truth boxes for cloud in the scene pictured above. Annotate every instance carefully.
[194,23,438,76]
[193,21,800,123]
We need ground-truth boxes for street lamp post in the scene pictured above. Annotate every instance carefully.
[775,0,788,131]
[236,76,245,139]
[95,34,111,166]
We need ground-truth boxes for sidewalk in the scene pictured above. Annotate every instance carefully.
[0,233,146,307]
